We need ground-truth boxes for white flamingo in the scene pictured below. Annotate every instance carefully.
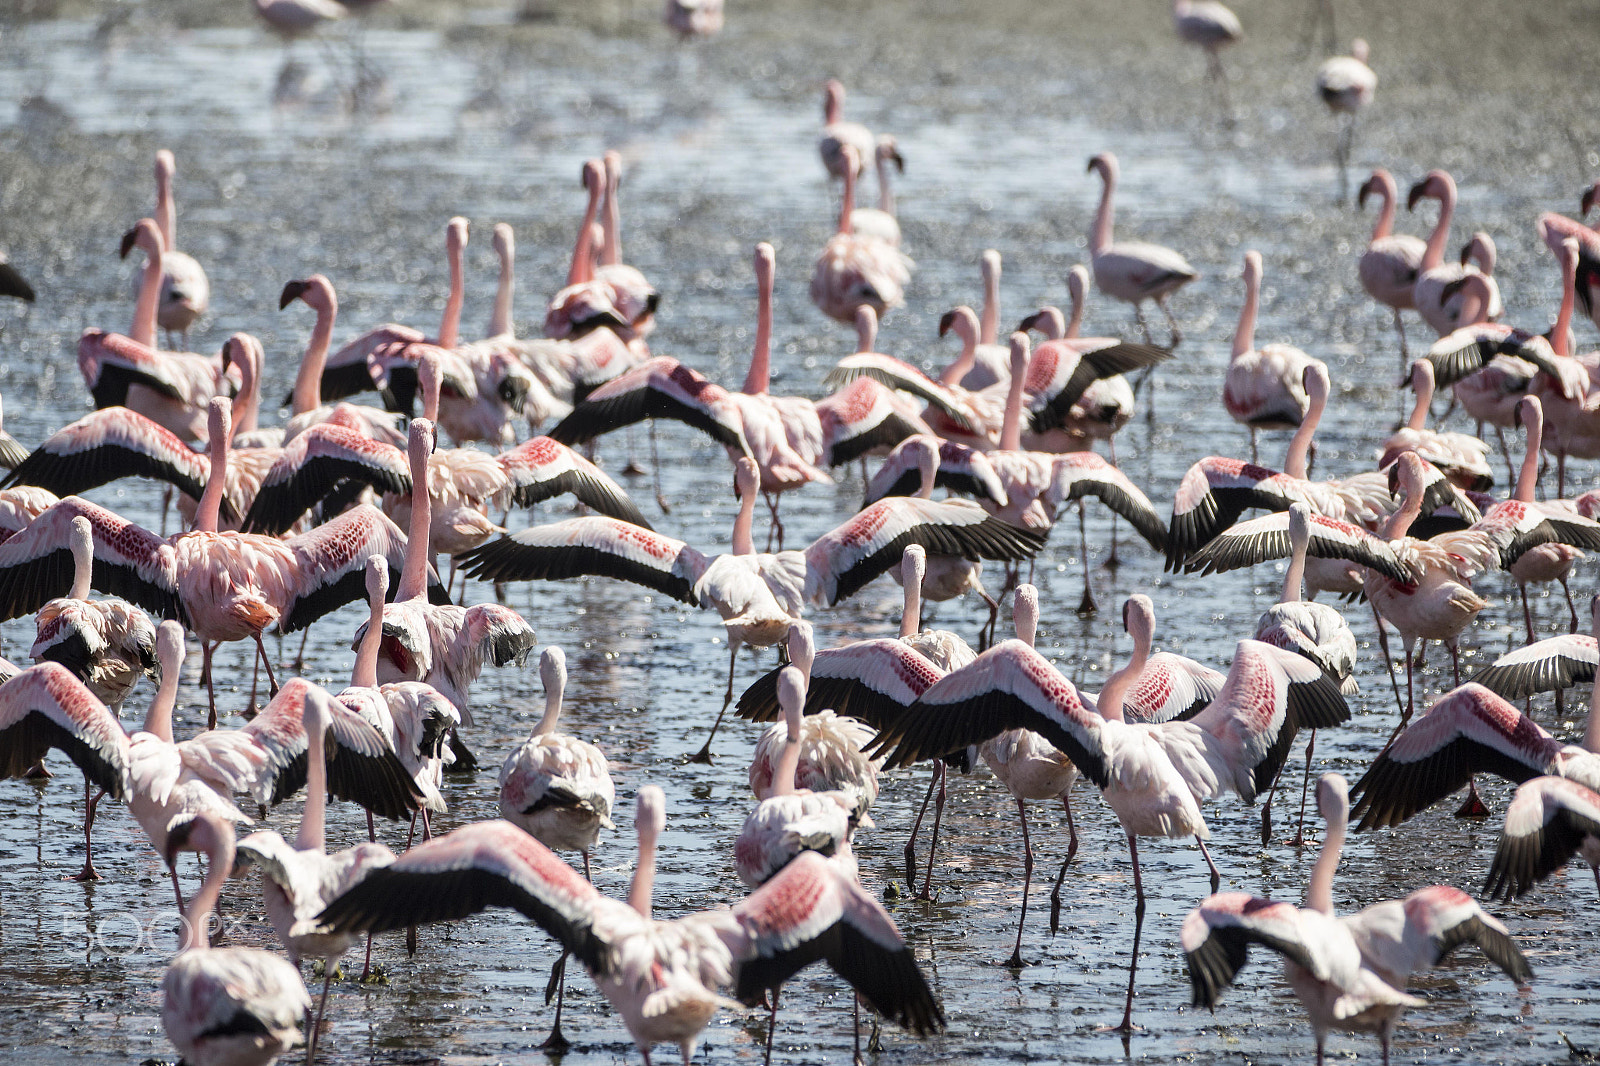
[1086,152,1198,346]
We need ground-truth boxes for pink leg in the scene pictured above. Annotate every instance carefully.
[1116,834,1144,1033]
[920,761,948,900]
[68,780,104,882]
[1049,791,1078,933]
[904,763,939,889]
[1003,795,1033,968]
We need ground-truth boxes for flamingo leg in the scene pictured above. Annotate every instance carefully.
[1562,574,1580,632]
[1259,771,1278,845]
[255,633,280,696]
[1155,294,1182,349]
[1496,426,1516,488]
[1393,308,1408,365]
[762,986,781,1066]
[1195,835,1221,893]
[1248,427,1258,464]
[852,993,864,1066]
[622,423,645,476]
[1115,833,1144,1033]
[689,641,739,763]
[920,760,948,901]
[1520,584,1537,643]
[293,627,311,672]
[1077,504,1096,616]
[69,780,104,882]
[306,967,333,1066]
[1448,639,1462,686]
[1049,791,1078,934]
[170,863,185,915]
[1371,604,1405,719]
[651,422,670,514]
[203,642,217,730]
[904,763,938,889]
[1559,450,1567,498]
[1004,795,1033,968]
[421,807,433,840]
[1289,731,1316,847]
[1134,304,1153,346]
[1208,49,1235,129]
[764,492,786,552]
[538,951,572,1052]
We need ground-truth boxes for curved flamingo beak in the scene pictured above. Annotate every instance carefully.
[1018,311,1044,333]
[1356,178,1375,210]
[937,309,959,337]
[119,227,140,259]
[1405,178,1431,211]
[1584,184,1598,218]
[1439,275,1473,302]
[278,279,310,309]
[889,146,905,173]
[1457,241,1473,265]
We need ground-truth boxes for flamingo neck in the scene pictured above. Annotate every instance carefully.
[773,705,802,797]
[180,842,230,952]
[1382,478,1424,539]
[193,427,228,534]
[68,529,92,601]
[1515,408,1541,503]
[1096,637,1146,724]
[142,657,181,743]
[1421,184,1455,271]
[438,236,464,350]
[1369,181,1395,242]
[1282,386,1323,480]
[900,569,922,639]
[231,347,260,437]
[1283,530,1308,603]
[1232,266,1259,360]
[876,150,895,216]
[490,244,515,339]
[352,586,384,690]
[999,355,1026,451]
[131,240,162,349]
[980,258,1000,345]
[291,291,336,416]
[731,481,757,556]
[1586,639,1600,752]
[532,682,562,739]
[1405,369,1431,431]
[743,263,774,396]
[1065,295,1083,340]
[1553,252,1577,357]
[1305,804,1346,915]
[627,825,657,918]
[567,178,601,288]
[602,167,621,268]
[1090,168,1115,255]
[939,316,977,387]
[155,168,177,251]
[398,450,431,603]
[837,159,857,236]
[295,700,328,852]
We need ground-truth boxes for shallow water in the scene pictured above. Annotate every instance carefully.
[1,0,1599,1063]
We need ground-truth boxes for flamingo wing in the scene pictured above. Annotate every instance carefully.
[1180,510,1414,583]
[865,437,1008,507]
[0,497,182,624]
[0,662,130,799]
[868,640,1110,788]
[453,516,704,605]
[1484,776,1600,900]
[1049,452,1167,550]
[815,379,931,467]
[278,505,442,633]
[1423,326,1563,390]
[1349,683,1569,831]
[0,408,218,515]
[312,819,616,974]
[822,354,977,433]
[315,325,423,404]
[1180,893,1335,1009]
[240,425,410,536]
[1024,338,1168,434]
[1344,885,1531,988]
[1165,457,1314,568]
[497,436,651,529]
[1124,653,1228,725]
[804,497,1047,606]
[1475,500,1600,569]
[1469,633,1598,699]
[727,850,946,1036]
[545,357,752,458]
[736,639,944,729]
[243,678,424,819]
[77,329,191,408]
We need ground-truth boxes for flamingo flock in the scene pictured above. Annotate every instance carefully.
[1,11,1599,1066]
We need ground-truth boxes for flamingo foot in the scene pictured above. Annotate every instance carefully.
[538,1025,572,1053]
[1077,587,1096,616]
[622,460,647,477]
[23,759,51,780]
[1454,781,1491,819]
[1259,800,1272,845]
[1001,949,1026,969]
[68,861,100,882]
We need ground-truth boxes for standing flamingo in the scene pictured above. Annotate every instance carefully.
[1535,189,1600,331]
[1357,169,1426,366]
[315,791,946,1065]
[812,143,911,325]
[162,813,310,1066]
[498,644,615,1051]
[1183,774,1530,1066]
[1086,152,1198,347]
[145,150,210,347]
[1223,252,1324,462]
[1410,170,1502,335]
[1315,41,1375,198]
[1173,0,1243,123]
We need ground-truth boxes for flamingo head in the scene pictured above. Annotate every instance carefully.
[1349,38,1369,63]
[492,222,514,261]
[785,620,815,679]
[1008,331,1030,377]
[876,134,904,173]
[1512,394,1541,431]
[279,273,335,313]
[1315,772,1350,824]
[1458,231,1496,271]
[1562,235,1581,272]
[165,810,235,870]
[1067,263,1090,303]
[1408,358,1434,395]
[734,455,759,500]
[1122,594,1155,646]
[1012,584,1038,645]
[1302,361,1330,404]
[938,306,977,340]
[1086,152,1117,182]
[1241,249,1263,286]
[823,79,845,123]
[154,148,176,183]
[1406,169,1452,211]
[364,554,388,603]
[1583,181,1600,218]
[446,216,469,256]
[901,543,927,587]
[635,785,666,838]
[754,241,776,290]
[156,620,184,678]
[540,645,567,698]
[603,149,622,189]
[1287,503,1312,555]
[120,217,163,261]
[409,416,437,466]
[580,157,604,196]
[853,304,878,352]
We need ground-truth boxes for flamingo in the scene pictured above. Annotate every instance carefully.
[1380,359,1494,491]
[938,304,1011,395]
[141,150,210,347]
[78,219,239,444]
[1351,598,1600,832]
[812,143,912,325]
[819,79,876,182]
[1224,251,1324,462]
[1016,279,1145,455]
[314,790,946,1065]
[1315,40,1375,198]
[870,626,1348,1031]
[1535,188,1600,331]
[1357,169,1426,366]
[1410,170,1502,335]
[0,398,427,725]
[849,135,905,246]
[277,275,407,445]
[233,683,397,1064]
[1469,629,1599,702]
[1086,152,1198,347]
[1183,773,1531,1066]
[354,418,537,723]
[161,813,311,1066]
[254,0,345,38]
[545,160,658,342]
[663,0,723,38]
[1484,775,1600,900]
[594,151,660,340]
[498,644,614,1052]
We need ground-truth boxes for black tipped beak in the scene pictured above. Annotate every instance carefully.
[1406,182,1427,211]
[937,310,957,337]
[0,263,35,303]
[891,149,905,174]
[1440,275,1471,301]
[119,228,138,259]
[1356,181,1373,210]
[1584,187,1597,217]
[1018,312,1042,333]
[1457,242,1472,265]
[1085,158,1096,174]
[278,279,309,310]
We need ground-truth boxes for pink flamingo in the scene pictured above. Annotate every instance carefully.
[936,250,1010,391]
[498,644,615,1051]
[234,682,397,1064]
[819,79,876,181]
[594,151,660,338]
[1224,252,1324,462]
[1315,40,1375,196]
[1484,774,1600,899]
[544,161,657,342]
[1183,773,1530,1066]
[1409,170,1502,335]
[277,274,407,445]
[316,790,946,1065]
[1381,359,1494,491]
[871,626,1348,1031]
[357,418,537,724]
[1173,0,1243,121]
[77,219,239,443]
[0,397,425,725]
[663,0,723,38]
[811,144,912,324]
[161,813,310,1066]
[145,150,210,347]
[1086,152,1198,346]
[1356,169,1426,365]
[1534,187,1600,330]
